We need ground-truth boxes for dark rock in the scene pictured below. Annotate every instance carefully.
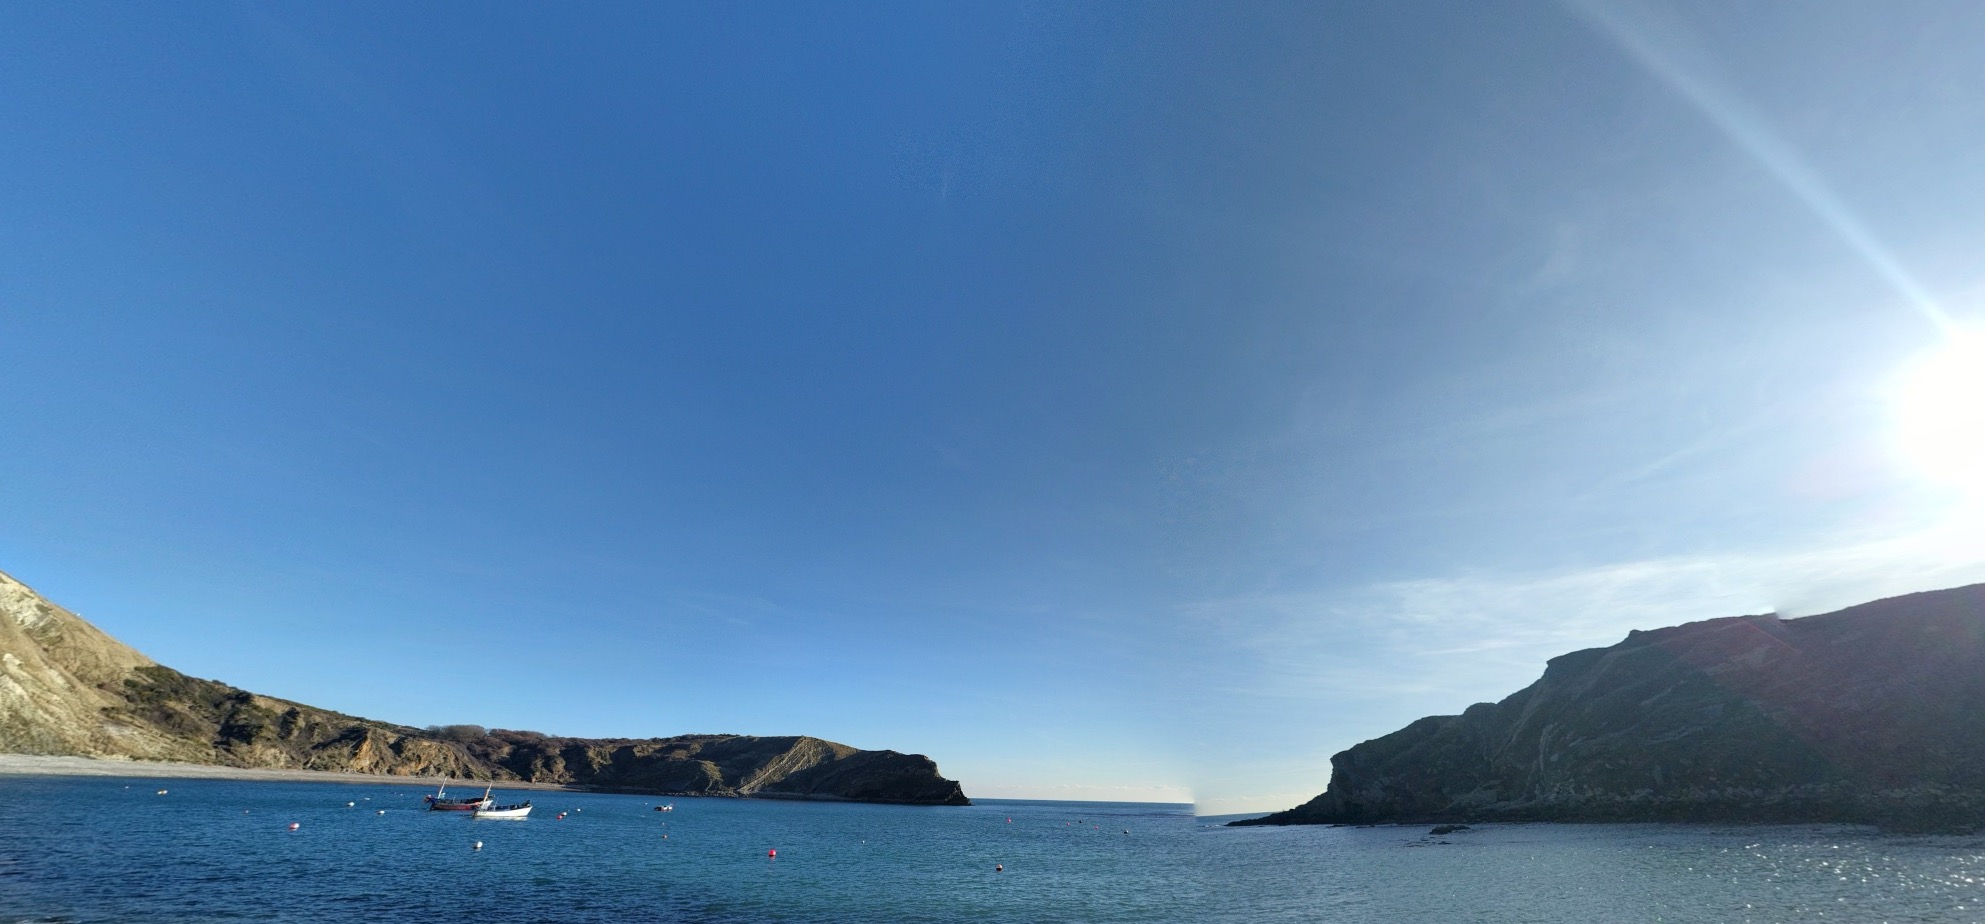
[1233,584,1985,829]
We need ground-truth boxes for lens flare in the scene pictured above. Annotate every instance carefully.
[1894,332,1985,494]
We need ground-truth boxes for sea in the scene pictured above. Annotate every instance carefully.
[2,775,1983,923]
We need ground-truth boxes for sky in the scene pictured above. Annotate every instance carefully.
[3,1,1985,815]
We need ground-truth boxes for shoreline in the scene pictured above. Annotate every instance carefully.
[0,754,583,792]
[0,754,974,805]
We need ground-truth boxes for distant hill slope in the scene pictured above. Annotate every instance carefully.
[1236,584,1985,829]
[0,568,967,805]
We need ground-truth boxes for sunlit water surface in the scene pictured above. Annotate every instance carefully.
[3,775,1983,922]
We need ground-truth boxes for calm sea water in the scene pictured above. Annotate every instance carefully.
[3,775,1983,923]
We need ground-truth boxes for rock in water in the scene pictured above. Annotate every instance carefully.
[1234,584,1985,830]
[0,566,968,806]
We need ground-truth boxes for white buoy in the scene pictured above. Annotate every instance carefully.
[473,841,483,851]
[377,810,386,815]
[347,801,356,807]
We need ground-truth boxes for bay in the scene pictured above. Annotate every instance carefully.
[1,775,1981,923]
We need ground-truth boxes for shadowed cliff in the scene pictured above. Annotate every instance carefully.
[0,568,967,805]
[1236,584,1985,829]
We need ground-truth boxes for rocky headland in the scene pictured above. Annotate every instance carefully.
[1236,584,1985,830]
[0,567,967,805]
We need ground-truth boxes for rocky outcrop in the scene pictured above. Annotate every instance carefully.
[456,730,968,803]
[0,567,968,805]
[1236,584,1985,829]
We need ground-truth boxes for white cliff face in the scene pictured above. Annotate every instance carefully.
[3,573,55,630]
[0,568,169,757]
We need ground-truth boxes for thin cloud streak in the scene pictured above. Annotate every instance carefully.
[1184,515,1985,811]
[1195,519,1985,702]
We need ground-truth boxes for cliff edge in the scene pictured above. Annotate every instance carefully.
[1235,584,1985,829]
[0,567,968,805]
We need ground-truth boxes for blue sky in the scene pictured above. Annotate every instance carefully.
[4,1,1985,814]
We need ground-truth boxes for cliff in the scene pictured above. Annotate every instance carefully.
[0,568,968,805]
[1236,584,1985,829]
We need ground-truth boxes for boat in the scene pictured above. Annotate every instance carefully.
[425,784,493,812]
[473,800,532,820]
[654,803,674,812]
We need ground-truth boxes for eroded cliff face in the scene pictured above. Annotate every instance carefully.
[1237,584,1985,829]
[0,569,180,759]
[0,568,967,805]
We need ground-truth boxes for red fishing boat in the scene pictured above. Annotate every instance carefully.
[424,783,493,812]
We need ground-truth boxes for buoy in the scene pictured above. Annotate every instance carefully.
[662,834,669,839]
[287,823,300,831]
[347,801,355,807]
[156,789,168,795]
[995,864,1003,872]
[767,849,776,858]
[473,841,483,850]
[378,810,386,815]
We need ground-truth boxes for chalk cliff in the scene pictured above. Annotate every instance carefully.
[1236,584,1985,829]
[0,568,967,805]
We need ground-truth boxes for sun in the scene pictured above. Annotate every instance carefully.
[1893,330,1985,495]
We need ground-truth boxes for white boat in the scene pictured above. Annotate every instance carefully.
[473,800,532,819]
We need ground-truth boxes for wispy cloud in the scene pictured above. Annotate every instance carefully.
[1195,516,1985,701]
[1182,514,1985,811]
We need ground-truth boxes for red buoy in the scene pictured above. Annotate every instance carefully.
[287,823,300,831]
[767,849,777,858]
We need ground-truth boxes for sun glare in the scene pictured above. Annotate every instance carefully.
[1894,331,1985,495]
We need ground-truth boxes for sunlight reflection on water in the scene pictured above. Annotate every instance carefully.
[2,776,1982,923]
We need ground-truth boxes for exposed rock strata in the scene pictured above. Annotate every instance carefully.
[1236,584,1985,829]
[0,568,967,805]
